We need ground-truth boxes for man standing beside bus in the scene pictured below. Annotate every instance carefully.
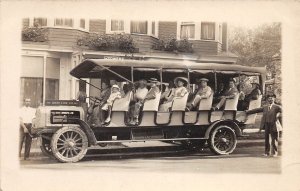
[246,94,282,157]
[19,98,36,160]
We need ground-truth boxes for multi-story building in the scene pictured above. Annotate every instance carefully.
[21,18,237,107]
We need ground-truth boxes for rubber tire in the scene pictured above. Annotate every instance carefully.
[39,136,55,159]
[208,125,237,155]
[51,126,88,163]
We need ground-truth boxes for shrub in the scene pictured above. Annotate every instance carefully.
[77,33,136,53]
[153,38,193,53]
[22,27,48,42]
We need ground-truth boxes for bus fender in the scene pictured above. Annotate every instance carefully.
[73,119,97,146]
[204,120,242,139]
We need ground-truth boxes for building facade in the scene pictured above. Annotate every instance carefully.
[21,18,237,107]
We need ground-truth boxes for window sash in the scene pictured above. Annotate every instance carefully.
[201,22,215,40]
[219,24,222,42]
[54,18,73,27]
[111,20,124,31]
[33,18,47,27]
[80,19,85,29]
[130,21,147,34]
[180,24,195,39]
[152,21,155,35]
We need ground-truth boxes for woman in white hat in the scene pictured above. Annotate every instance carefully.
[101,84,122,124]
[159,77,189,112]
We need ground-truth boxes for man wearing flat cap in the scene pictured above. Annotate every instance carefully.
[130,78,160,125]
[186,78,212,111]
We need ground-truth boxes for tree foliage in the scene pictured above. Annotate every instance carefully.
[229,23,281,74]
[229,23,282,101]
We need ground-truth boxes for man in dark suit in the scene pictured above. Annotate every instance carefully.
[212,79,239,111]
[246,94,282,157]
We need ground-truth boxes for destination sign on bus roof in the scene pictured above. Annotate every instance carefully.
[45,100,80,106]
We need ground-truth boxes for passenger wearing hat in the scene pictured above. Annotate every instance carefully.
[101,84,122,124]
[240,81,262,110]
[128,79,148,123]
[159,77,188,112]
[212,78,239,111]
[130,78,160,125]
[186,78,212,111]
[88,80,111,126]
[246,94,282,157]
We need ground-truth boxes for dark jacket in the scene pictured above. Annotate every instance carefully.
[246,104,282,132]
[245,88,261,101]
[222,87,239,98]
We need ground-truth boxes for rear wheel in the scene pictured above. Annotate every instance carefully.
[208,125,237,155]
[51,126,88,163]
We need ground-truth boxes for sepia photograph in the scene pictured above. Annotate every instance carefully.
[1,1,300,191]
[19,17,282,170]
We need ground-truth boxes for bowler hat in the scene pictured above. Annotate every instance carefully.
[198,78,209,82]
[148,78,159,83]
[266,94,276,98]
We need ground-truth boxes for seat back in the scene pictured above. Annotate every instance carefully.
[198,92,214,110]
[244,95,262,124]
[171,93,189,111]
[248,95,262,110]
[143,92,161,111]
[112,91,132,111]
[224,93,240,111]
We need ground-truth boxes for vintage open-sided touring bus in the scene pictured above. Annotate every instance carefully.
[31,59,266,162]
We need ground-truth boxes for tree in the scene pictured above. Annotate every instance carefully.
[229,23,281,101]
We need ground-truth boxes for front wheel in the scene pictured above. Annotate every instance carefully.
[39,136,54,158]
[51,126,88,163]
[208,125,237,155]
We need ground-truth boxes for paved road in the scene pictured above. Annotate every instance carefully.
[20,139,281,174]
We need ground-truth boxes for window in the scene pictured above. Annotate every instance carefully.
[54,18,73,27]
[111,20,124,31]
[33,18,47,27]
[152,21,155,35]
[201,22,215,40]
[180,22,195,39]
[219,24,222,42]
[20,56,60,107]
[131,21,147,34]
[80,19,85,29]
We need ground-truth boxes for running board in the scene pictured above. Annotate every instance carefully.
[96,137,207,144]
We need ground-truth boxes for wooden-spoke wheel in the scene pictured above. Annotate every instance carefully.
[209,125,237,155]
[39,136,54,158]
[51,126,88,163]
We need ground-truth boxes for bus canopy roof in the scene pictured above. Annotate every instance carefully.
[70,59,266,79]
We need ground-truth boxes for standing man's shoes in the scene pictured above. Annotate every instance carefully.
[272,153,278,157]
[262,154,269,157]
